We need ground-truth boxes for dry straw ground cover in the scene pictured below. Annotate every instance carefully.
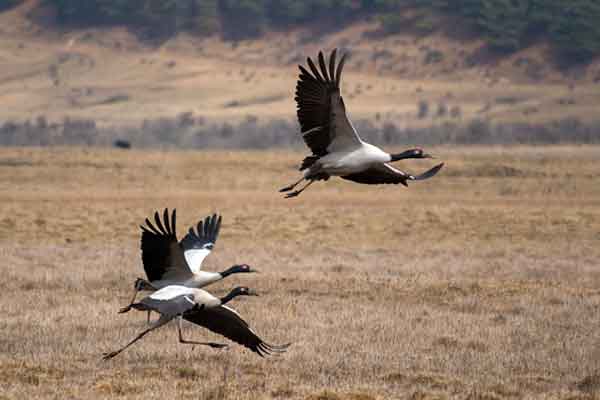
[1,145,599,399]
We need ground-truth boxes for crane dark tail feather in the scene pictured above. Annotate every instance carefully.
[413,162,444,181]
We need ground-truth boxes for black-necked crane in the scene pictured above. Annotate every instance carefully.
[119,209,256,316]
[103,285,289,359]
[280,49,444,198]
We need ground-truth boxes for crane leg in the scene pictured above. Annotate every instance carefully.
[177,317,228,349]
[102,316,171,360]
[279,176,305,193]
[284,180,315,198]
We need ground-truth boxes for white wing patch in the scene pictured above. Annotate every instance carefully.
[222,304,242,318]
[184,247,212,274]
[150,285,195,301]
[383,163,409,177]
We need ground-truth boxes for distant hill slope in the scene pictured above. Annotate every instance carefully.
[0,0,599,145]
[29,0,600,64]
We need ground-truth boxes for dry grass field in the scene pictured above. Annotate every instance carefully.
[1,145,600,399]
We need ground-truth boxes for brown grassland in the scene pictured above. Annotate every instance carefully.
[1,145,599,399]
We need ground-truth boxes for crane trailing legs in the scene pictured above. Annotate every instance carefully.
[104,286,290,360]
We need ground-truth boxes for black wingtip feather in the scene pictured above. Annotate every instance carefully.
[140,225,155,235]
[163,208,170,235]
[171,209,176,236]
[298,65,317,83]
[215,215,222,241]
[140,209,181,282]
[144,218,160,235]
[154,211,167,235]
[209,214,217,240]
[413,162,444,181]
[203,215,211,237]
[335,53,347,87]
[295,49,350,157]
[307,56,324,83]
[318,51,329,82]
[195,221,204,236]
[329,49,337,85]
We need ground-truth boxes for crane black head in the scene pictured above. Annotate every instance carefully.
[220,286,259,305]
[390,148,433,162]
[221,264,258,277]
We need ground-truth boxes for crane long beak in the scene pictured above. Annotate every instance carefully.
[423,153,435,159]
[247,289,259,296]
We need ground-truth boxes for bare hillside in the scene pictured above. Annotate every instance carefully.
[1,1,599,130]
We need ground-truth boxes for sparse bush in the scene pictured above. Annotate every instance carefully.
[557,98,576,105]
[436,102,448,118]
[424,49,444,65]
[176,111,195,128]
[113,139,131,149]
[414,16,436,34]
[450,105,462,118]
[1,114,599,148]
[0,0,21,12]
[381,122,398,143]
[191,0,219,35]
[462,118,492,143]
[219,0,267,39]
[224,100,241,108]
[371,49,393,62]
[377,13,406,35]
[98,94,129,105]
[417,100,429,119]
[495,96,522,105]
[176,367,198,379]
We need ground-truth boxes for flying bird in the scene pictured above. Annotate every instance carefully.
[280,49,444,198]
[119,209,256,316]
[103,285,289,359]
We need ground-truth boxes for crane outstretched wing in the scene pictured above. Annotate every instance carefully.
[342,163,444,185]
[184,305,290,357]
[180,214,222,274]
[140,210,222,282]
[140,209,191,282]
[295,49,362,156]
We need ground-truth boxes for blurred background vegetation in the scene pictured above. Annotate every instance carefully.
[13,0,597,65]
[1,0,598,148]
